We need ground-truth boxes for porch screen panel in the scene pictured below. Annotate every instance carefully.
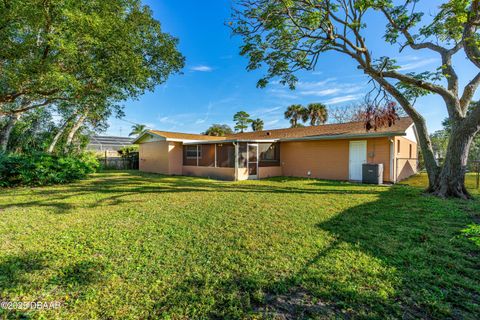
[217,143,235,168]
[238,143,247,168]
[258,143,280,167]
[198,144,215,167]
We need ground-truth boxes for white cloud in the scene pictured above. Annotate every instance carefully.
[265,119,280,126]
[300,88,341,96]
[296,78,337,90]
[250,106,282,117]
[268,88,298,99]
[324,94,363,105]
[398,58,439,71]
[191,65,213,72]
[394,55,439,71]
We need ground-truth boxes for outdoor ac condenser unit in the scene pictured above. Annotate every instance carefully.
[362,163,383,185]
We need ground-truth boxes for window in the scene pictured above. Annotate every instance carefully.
[397,140,401,154]
[185,145,202,159]
[409,144,412,159]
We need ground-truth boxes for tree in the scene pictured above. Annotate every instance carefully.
[0,0,184,151]
[130,124,147,137]
[330,104,366,124]
[232,0,480,198]
[432,101,480,165]
[5,108,56,153]
[203,124,234,136]
[251,118,264,131]
[233,111,252,132]
[285,104,306,128]
[303,103,328,126]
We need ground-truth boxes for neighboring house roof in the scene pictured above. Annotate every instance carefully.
[134,117,414,144]
[87,135,134,150]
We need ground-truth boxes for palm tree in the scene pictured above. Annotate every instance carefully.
[251,118,264,131]
[303,103,328,126]
[129,124,146,136]
[284,104,306,128]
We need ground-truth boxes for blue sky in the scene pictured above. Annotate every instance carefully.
[106,0,479,137]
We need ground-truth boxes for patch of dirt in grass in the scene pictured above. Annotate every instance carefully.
[253,287,350,319]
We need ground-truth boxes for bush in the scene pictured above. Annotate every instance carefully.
[0,152,99,187]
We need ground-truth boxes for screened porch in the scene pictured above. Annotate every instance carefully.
[181,141,281,180]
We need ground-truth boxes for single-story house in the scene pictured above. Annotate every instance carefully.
[133,117,418,183]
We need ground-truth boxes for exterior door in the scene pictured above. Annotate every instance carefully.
[247,144,258,179]
[349,141,367,181]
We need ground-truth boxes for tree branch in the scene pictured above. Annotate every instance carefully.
[460,72,480,112]
[463,0,480,68]
[0,100,53,117]
[373,69,457,103]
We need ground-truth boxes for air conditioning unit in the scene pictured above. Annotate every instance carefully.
[362,163,383,185]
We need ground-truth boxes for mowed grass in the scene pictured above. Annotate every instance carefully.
[0,171,479,319]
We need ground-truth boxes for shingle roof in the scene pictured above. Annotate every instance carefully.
[149,130,226,141]
[143,117,413,143]
[226,117,413,140]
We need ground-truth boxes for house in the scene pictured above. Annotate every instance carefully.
[133,117,418,183]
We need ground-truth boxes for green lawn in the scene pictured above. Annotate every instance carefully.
[1,172,479,319]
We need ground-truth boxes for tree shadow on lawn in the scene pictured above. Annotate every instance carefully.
[1,172,385,214]
[0,252,105,318]
[152,185,480,319]
[0,252,104,291]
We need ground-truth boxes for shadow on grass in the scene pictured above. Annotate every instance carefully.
[0,254,104,318]
[1,171,384,214]
[0,252,46,291]
[152,185,479,319]
[1,172,479,318]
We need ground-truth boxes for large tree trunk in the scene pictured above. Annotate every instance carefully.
[47,118,71,153]
[429,121,479,199]
[408,114,440,189]
[0,113,20,152]
[368,74,441,189]
[64,113,87,152]
[47,112,79,153]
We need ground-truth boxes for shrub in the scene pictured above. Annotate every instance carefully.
[0,152,99,187]
[118,145,139,158]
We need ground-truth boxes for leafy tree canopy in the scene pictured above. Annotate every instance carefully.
[203,124,234,136]
[0,0,184,116]
[233,111,252,132]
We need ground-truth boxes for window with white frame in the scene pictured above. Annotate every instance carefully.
[185,145,202,159]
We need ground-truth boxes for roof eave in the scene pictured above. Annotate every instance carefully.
[182,138,279,145]
[280,131,406,142]
[132,131,165,144]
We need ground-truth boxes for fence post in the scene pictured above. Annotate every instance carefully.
[104,150,107,169]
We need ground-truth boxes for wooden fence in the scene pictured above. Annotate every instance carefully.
[100,151,139,170]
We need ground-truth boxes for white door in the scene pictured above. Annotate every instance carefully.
[349,141,367,181]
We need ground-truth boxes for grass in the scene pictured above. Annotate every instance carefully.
[0,171,479,319]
